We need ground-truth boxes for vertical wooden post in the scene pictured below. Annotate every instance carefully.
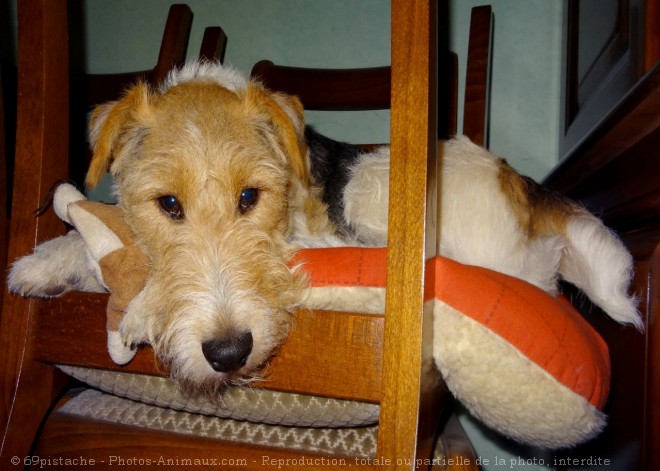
[378,0,441,468]
[0,0,69,461]
[462,5,492,146]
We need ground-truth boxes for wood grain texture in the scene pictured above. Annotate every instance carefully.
[378,0,443,467]
[645,0,660,72]
[647,242,660,470]
[547,54,660,471]
[553,235,656,471]
[545,64,660,194]
[0,0,69,461]
[0,63,7,309]
[1,1,206,462]
[560,127,660,233]
[74,5,193,108]
[33,293,385,403]
[1,1,476,467]
[251,60,391,111]
[35,395,479,470]
[69,4,194,185]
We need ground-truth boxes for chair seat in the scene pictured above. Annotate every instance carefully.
[56,388,380,458]
[38,387,451,463]
[58,365,379,428]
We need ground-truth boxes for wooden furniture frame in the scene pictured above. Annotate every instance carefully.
[251,61,391,111]
[251,5,491,146]
[462,5,491,146]
[0,64,8,307]
[546,62,660,471]
[68,4,193,186]
[0,1,482,469]
[68,4,228,185]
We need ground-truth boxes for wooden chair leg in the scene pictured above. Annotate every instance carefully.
[435,414,480,471]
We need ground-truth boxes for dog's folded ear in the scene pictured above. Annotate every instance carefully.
[86,82,154,188]
[245,84,309,188]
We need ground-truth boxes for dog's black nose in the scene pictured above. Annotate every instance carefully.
[202,332,253,373]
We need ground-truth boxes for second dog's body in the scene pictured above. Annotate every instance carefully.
[306,129,637,327]
[8,62,641,391]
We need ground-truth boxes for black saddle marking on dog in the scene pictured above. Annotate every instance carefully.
[305,126,363,236]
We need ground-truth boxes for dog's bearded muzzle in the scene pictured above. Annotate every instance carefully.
[139,235,307,390]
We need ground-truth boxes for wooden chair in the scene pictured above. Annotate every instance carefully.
[199,26,228,63]
[0,64,8,310]
[0,1,482,469]
[243,5,490,466]
[69,4,228,186]
[71,4,227,108]
[462,5,492,146]
[251,5,492,146]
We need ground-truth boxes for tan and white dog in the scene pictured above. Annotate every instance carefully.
[8,62,640,392]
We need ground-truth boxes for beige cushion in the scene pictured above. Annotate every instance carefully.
[59,365,378,428]
[59,388,448,460]
[59,388,379,458]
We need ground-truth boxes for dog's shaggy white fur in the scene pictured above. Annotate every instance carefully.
[8,62,641,392]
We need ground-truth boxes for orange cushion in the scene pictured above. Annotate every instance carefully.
[292,247,387,288]
[294,248,610,410]
[426,256,610,409]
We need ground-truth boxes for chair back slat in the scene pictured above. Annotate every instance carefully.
[199,26,228,63]
[252,60,391,111]
[152,4,194,84]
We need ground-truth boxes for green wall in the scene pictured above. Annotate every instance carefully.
[76,0,392,145]
[75,0,563,181]
[450,0,564,180]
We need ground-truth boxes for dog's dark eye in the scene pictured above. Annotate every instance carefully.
[238,188,259,214]
[158,195,184,220]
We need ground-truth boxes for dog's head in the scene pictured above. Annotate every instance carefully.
[87,62,310,197]
[86,62,314,390]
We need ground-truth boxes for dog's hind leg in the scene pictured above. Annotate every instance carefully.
[7,230,106,298]
[559,212,642,330]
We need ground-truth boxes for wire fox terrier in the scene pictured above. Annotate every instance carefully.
[9,62,641,391]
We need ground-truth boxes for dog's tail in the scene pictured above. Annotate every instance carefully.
[499,153,641,329]
[558,209,642,330]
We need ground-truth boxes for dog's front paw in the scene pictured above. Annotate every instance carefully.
[119,287,154,349]
[107,330,138,365]
[118,317,150,351]
[8,254,80,298]
[7,231,105,298]
[7,254,71,298]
